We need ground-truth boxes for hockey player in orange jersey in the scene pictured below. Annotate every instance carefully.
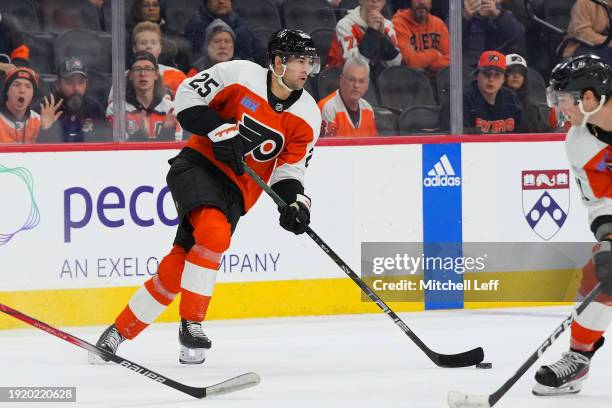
[533,54,612,396]
[91,29,321,365]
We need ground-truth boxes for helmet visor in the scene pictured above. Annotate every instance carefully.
[283,54,321,76]
[546,86,581,126]
[546,86,581,108]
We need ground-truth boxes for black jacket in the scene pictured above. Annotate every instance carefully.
[37,94,111,143]
[185,6,266,66]
[463,81,526,134]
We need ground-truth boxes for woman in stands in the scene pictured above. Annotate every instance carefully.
[106,51,182,141]
[504,53,552,133]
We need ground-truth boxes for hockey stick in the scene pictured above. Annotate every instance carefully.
[0,303,260,399]
[242,161,484,368]
[447,282,604,407]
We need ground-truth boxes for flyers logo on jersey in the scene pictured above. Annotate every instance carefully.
[239,114,285,162]
[522,169,570,240]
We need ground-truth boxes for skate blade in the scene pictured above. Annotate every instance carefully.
[179,345,206,364]
[532,381,583,396]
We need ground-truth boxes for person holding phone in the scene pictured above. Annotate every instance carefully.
[459,0,525,69]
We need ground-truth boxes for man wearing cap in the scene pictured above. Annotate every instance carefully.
[187,19,235,77]
[37,57,110,143]
[0,67,61,143]
[463,50,526,134]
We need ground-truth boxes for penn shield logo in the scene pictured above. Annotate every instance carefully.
[423,154,461,187]
[0,164,40,245]
[522,170,569,240]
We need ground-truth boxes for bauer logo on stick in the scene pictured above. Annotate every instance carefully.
[521,169,569,240]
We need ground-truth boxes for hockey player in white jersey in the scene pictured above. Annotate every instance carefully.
[533,54,612,396]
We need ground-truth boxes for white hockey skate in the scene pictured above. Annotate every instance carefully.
[179,319,212,364]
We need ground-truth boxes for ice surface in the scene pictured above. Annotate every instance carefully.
[1,307,610,407]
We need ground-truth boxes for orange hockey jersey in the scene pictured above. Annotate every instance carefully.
[318,90,378,137]
[392,9,450,72]
[0,108,41,144]
[174,60,321,212]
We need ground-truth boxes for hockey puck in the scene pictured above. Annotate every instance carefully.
[476,362,492,369]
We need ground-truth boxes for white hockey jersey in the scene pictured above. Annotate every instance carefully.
[565,123,612,238]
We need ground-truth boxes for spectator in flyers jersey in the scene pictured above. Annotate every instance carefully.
[463,50,526,134]
[106,51,182,141]
[318,56,378,137]
[0,67,62,144]
[327,0,402,74]
[392,0,450,74]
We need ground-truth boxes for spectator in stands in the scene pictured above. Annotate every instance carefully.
[563,0,612,65]
[187,19,235,77]
[37,57,111,143]
[106,51,182,141]
[464,50,526,134]
[327,0,402,74]
[185,0,266,66]
[503,53,551,133]
[0,13,30,75]
[392,0,450,73]
[89,0,105,8]
[132,22,186,97]
[318,56,378,137]
[0,68,61,143]
[128,0,167,33]
[461,0,525,69]
[391,0,448,21]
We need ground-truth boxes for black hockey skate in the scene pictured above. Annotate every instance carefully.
[88,324,126,364]
[533,337,604,396]
[179,319,212,364]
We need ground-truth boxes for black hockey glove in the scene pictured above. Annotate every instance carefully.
[279,199,310,235]
[208,123,244,176]
[593,240,612,295]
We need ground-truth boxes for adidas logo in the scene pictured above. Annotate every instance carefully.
[423,154,461,187]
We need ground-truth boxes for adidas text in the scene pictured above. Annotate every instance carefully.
[423,175,461,187]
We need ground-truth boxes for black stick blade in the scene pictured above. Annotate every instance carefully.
[434,346,484,368]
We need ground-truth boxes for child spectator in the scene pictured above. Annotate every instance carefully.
[0,68,61,143]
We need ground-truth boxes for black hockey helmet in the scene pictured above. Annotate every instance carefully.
[268,29,320,75]
[548,54,612,99]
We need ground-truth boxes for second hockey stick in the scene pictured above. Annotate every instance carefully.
[447,282,604,407]
[242,161,484,368]
[0,303,260,399]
